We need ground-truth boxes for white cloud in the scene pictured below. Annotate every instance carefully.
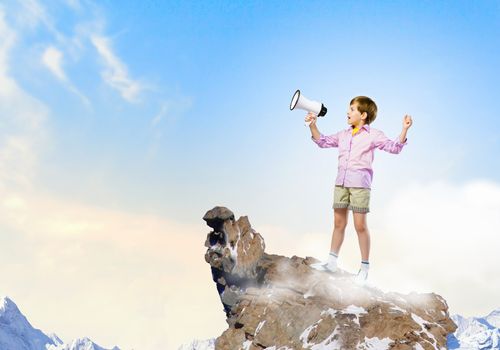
[64,0,82,11]
[0,10,15,79]
[372,180,500,317]
[0,10,48,190]
[91,35,143,102]
[151,97,193,127]
[14,0,65,42]
[41,45,91,106]
[265,179,500,319]
[0,187,226,349]
[151,101,170,126]
[42,46,66,80]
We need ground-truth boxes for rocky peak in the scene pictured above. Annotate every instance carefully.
[203,206,457,350]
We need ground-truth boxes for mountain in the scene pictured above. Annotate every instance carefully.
[47,337,121,350]
[201,206,457,350]
[0,296,120,350]
[0,296,60,350]
[486,309,500,329]
[178,339,215,350]
[448,309,500,349]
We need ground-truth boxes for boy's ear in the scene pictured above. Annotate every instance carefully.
[361,112,368,121]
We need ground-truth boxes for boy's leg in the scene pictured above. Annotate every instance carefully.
[353,212,370,262]
[325,208,348,272]
[354,212,370,283]
[331,208,348,254]
[350,187,371,282]
[315,186,349,272]
[331,185,349,254]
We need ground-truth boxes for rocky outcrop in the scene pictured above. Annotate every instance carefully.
[203,206,457,350]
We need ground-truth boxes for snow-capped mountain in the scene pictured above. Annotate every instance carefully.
[485,309,500,329]
[47,337,120,350]
[0,296,120,350]
[448,309,500,349]
[0,296,60,350]
[177,339,215,350]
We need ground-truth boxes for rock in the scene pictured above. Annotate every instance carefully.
[203,207,457,349]
[203,207,266,316]
[203,207,235,231]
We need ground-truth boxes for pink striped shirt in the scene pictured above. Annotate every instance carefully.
[312,124,407,189]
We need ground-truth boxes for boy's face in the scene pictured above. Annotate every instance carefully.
[347,102,366,127]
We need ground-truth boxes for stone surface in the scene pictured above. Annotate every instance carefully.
[203,207,457,349]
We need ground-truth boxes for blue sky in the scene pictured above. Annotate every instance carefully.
[1,1,499,349]
[32,1,500,222]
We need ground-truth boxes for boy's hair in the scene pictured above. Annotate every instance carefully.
[350,96,377,125]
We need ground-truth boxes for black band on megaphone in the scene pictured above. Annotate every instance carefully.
[318,104,327,117]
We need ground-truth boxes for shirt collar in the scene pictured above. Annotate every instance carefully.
[349,124,370,133]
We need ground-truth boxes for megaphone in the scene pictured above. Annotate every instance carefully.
[290,89,327,126]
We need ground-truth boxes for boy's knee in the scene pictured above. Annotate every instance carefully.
[355,225,369,234]
[334,221,347,231]
[356,226,368,235]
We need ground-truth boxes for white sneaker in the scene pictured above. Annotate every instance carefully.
[326,261,338,273]
[355,268,368,285]
[310,261,328,271]
[310,261,338,273]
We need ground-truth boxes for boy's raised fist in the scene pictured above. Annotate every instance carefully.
[403,115,413,129]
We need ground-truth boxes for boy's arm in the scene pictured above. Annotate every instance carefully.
[305,112,339,148]
[399,128,409,144]
[306,112,321,140]
[373,114,412,154]
[400,115,412,143]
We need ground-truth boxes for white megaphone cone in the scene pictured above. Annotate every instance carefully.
[290,89,327,126]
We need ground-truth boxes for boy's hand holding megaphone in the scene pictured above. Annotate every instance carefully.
[305,112,317,127]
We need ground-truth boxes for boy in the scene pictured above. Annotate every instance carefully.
[306,96,412,283]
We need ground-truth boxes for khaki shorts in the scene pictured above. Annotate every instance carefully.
[333,186,371,213]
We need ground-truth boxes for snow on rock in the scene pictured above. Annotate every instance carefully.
[361,336,392,349]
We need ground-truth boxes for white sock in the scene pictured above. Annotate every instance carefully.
[360,260,369,272]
